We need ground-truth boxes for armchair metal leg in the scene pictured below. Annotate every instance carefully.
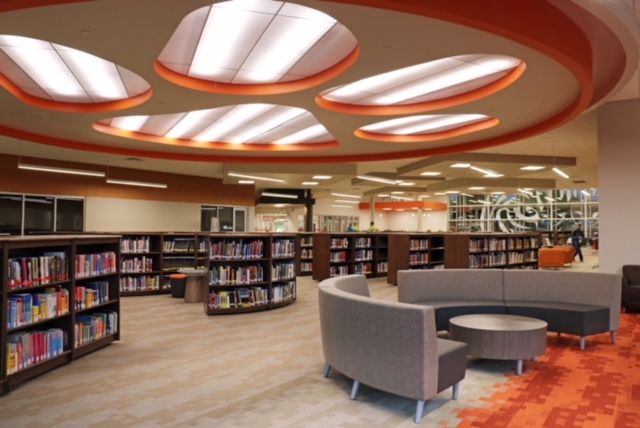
[611,330,617,344]
[323,363,332,378]
[350,380,360,400]
[452,382,460,400]
[580,336,586,350]
[415,400,425,424]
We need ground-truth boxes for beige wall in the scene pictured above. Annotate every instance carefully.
[85,197,202,232]
[598,99,640,274]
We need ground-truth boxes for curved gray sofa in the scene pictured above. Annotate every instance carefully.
[398,269,622,350]
[318,274,468,424]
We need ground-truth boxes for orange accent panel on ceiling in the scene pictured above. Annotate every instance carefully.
[359,201,448,211]
[355,118,500,143]
[154,46,360,96]
[316,63,526,115]
[0,73,153,113]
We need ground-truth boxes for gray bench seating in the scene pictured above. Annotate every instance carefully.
[398,269,622,350]
[318,274,468,424]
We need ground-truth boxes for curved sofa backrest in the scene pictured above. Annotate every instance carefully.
[503,270,622,330]
[318,275,439,401]
[398,269,505,303]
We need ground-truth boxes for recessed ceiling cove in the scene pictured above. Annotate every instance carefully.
[94,104,338,151]
[0,35,152,112]
[155,1,359,95]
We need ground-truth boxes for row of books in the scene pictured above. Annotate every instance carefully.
[7,252,68,289]
[209,265,264,285]
[469,238,508,252]
[163,238,202,253]
[272,281,296,303]
[409,253,429,265]
[272,239,295,258]
[409,239,429,250]
[6,328,66,375]
[121,256,154,273]
[354,249,373,261]
[121,236,151,253]
[300,236,313,247]
[75,311,118,347]
[507,237,539,250]
[210,240,264,260]
[208,287,269,309]
[76,252,117,278]
[377,261,388,273]
[119,275,160,292]
[7,286,70,329]
[76,281,109,310]
[354,262,372,274]
[469,253,507,268]
[330,238,350,249]
[300,262,313,272]
[330,250,347,262]
[161,256,200,271]
[508,251,538,264]
[300,249,313,259]
[354,237,372,248]
[272,262,295,281]
[329,265,350,277]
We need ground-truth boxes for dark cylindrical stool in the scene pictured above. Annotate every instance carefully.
[169,273,187,298]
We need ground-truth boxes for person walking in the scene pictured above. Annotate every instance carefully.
[571,223,585,262]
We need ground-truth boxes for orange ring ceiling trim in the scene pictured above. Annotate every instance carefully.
[354,118,500,143]
[316,63,526,115]
[154,46,360,96]
[92,123,340,152]
[0,72,153,113]
[0,0,608,164]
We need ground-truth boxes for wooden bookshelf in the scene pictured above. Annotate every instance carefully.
[205,233,296,315]
[312,233,354,281]
[161,233,209,290]
[373,233,389,277]
[119,233,164,296]
[387,233,449,284]
[1,235,120,393]
[295,232,314,276]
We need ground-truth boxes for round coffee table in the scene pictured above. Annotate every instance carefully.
[449,314,547,375]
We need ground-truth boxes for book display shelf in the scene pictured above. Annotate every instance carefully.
[312,233,354,282]
[206,233,296,315]
[161,233,208,289]
[387,234,447,284]
[465,233,540,270]
[1,235,120,393]
[120,233,164,296]
[296,233,314,276]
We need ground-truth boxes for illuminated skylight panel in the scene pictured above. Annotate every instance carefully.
[163,1,349,85]
[320,54,522,106]
[360,114,490,135]
[0,35,148,103]
[100,104,332,146]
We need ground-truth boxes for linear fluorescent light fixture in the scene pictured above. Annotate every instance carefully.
[334,199,358,204]
[420,171,441,176]
[356,175,397,185]
[228,173,284,183]
[517,188,534,195]
[261,192,298,199]
[19,163,105,177]
[331,205,352,208]
[552,167,569,179]
[106,179,167,188]
[301,181,318,186]
[520,166,545,171]
[312,175,332,179]
[331,193,360,199]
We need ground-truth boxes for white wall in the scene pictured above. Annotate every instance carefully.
[598,99,640,274]
[86,197,201,232]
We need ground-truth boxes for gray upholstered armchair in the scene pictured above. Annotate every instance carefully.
[622,265,640,311]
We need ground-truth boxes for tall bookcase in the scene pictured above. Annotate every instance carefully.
[120,233,165,296]
[206,233,296,315]
[1,235,120,393]
[373,233,389,277]
[296,233,314,276]
[312,233,354,281]
[386,232,540,284]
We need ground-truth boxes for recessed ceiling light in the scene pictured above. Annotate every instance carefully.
[238,180,254,184]
[377,194,390,197]
[469,186,485,190]
[398,182,415,186]
[391,191,404,194]
[334,199,358,204]
[446,190,460,194]
[228,172,284,183]
[434,192,447,195]
[312,175,332,179]
[520,166,545,171]
[331,192,360,199]
[420,171,441,176]
[450,163,470,168]
[302,181,318,185]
